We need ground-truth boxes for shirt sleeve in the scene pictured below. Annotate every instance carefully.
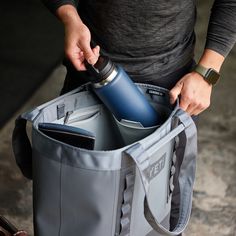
[205,0,236,57]
[41,0,77,13]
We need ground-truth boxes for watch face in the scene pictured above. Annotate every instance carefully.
[205,69,220,85]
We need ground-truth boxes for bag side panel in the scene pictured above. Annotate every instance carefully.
[60,165,120,236]
[129,141,174,236]
[33,149,61,236]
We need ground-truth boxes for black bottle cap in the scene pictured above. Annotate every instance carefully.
[85,56,115,83]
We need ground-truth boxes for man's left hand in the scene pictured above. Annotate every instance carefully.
[169,71,212,116]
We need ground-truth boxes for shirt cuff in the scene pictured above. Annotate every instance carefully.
[41,0,77,14]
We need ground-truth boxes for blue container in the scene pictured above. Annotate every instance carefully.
[86,56,160,127]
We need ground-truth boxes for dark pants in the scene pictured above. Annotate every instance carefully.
[60,59,196,235]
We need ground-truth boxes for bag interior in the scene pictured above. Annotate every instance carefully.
[38,85,174,151]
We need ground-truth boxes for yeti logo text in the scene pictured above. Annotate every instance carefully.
[148,154,166,180]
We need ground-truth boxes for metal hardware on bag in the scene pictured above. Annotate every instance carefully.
[57,104,65,119]
[63,111,73,124]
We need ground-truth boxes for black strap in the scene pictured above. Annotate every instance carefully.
[12,116,33,179]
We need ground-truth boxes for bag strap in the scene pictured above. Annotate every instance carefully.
[12,86,88,179]
[12,112,38,179]
[125,109,197,236]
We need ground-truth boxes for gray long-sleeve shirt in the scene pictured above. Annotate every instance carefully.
[42,0,236,81]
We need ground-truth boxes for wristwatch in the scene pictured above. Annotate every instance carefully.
[193,64,220,85]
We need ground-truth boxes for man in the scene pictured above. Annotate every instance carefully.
[42,0,236,116]
[41,0,236,234]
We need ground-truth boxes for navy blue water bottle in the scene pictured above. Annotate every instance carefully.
[86,56,160,127]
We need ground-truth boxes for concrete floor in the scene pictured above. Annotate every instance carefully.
[0,66,65,233]
[0,0,236,235]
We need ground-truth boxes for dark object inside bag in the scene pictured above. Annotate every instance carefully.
[38,122,95,150]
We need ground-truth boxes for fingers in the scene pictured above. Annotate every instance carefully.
[180,93,203,115]
[179,96,191,112]
[180,97,208,115]
[185,102,198,115]
[67,49,86,71]
[64,23,100,70]
[179,90,211,115]
[169,80,184,104]
[75,45,100,70]
[79,41,100,65]
[169,73,212,116]
[190,101,210,116]
[92,45,100,59]
[66,45,100,71]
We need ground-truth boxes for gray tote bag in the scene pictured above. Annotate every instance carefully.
[12,83,197,236]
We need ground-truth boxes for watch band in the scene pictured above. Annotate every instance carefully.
[193,64,220,85]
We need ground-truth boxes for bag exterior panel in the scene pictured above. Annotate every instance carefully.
[60,165,120,236]
[32,144,122,236]
[33,148,61,236]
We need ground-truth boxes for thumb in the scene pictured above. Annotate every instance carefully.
[92,45,100,58]
[169,80,184,104]
[80,41,98,65]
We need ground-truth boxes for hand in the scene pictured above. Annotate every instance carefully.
[64,21,100,70]
[56,5,100,70]
[169,72,212,116]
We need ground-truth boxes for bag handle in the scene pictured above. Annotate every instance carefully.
[12,86,88,179]
[125,109,197,236]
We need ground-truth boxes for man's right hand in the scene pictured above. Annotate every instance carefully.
[56,5,100,70]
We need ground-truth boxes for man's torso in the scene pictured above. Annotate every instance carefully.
[78,0,196,81]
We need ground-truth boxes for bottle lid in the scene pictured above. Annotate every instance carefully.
[85,56,115,83]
